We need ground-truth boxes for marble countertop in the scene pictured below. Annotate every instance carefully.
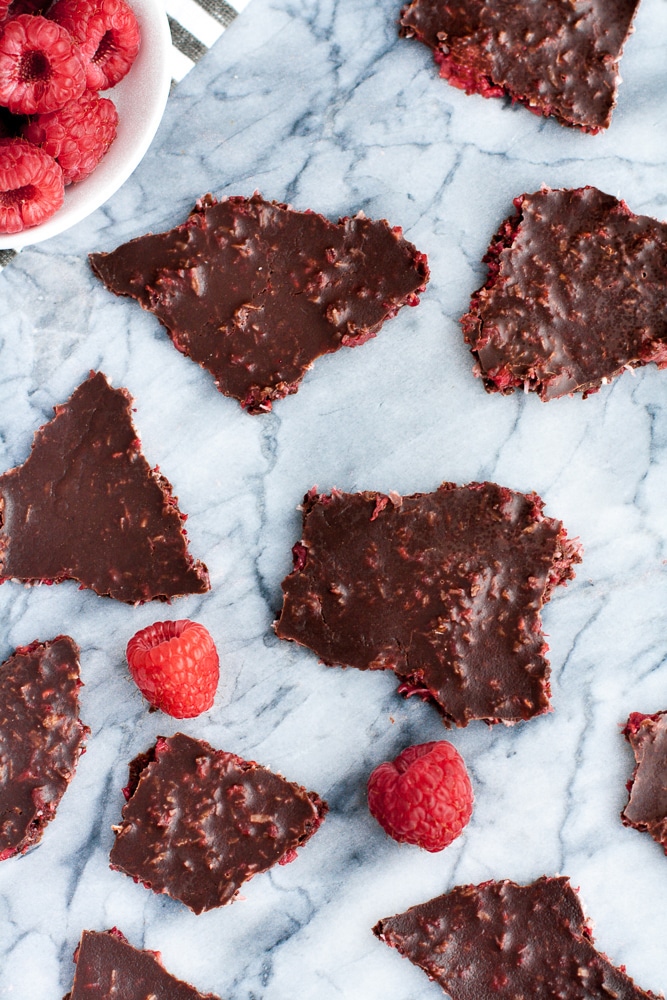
[1,0,667,996]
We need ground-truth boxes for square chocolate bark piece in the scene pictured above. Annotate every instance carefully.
[0,636,88,861]
[622,710,667,854]
[374,876,660,999]
[64,928,220,999]
[461,187,667,400]
[0,371,209,603]
[89,193,429,413]
[276,482,581,726]
[110,733,327,913]
[400,0,640,132]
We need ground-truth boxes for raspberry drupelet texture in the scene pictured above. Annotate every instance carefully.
[367,741,473,852]
[0,14,86,114]
[0,136,63,231]
[49,0,140,90]
[23,89,118,182]
[126,620,219,719]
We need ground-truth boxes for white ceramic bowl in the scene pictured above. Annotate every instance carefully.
[0,0,172,250]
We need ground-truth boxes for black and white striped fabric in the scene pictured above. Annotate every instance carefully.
[0,0,245,270]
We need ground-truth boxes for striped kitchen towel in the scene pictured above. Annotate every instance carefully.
[0,0,248,270]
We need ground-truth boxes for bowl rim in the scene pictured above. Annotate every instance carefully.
[0,0,172,250]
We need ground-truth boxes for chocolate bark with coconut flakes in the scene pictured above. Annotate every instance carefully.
[89,193,429,413]
[373,876,660,1000]
[276,482,581,727]
[64,928,221,1000]
[109,733,327,914]
[0,371,209,603]
[622,710,667,854]
[399,0,640,132]
[461,187,667,400]
[0,636,88,861]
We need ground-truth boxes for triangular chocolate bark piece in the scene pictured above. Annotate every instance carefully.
[276,482,581,726]
[400,0,640,132]
[64,928,221,999]
[89,193,429,413]
[109,733,327,913]
[0,636,88,861]
[374,876,660,1000]
[0,371,209,603]
[461,187,667,400]
[622,710,667,854]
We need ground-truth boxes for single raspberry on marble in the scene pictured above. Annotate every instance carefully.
[23,89,118,183]
[49,0,140,90]
[0,136,63,232]
[0,14,86,114]
[126,620,219,719]
[367,741,473,852]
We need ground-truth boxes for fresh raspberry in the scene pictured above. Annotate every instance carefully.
[0,137,63,232]
[49,0,140,91]
[23,89,118,183]
[0,14,86,114]
[126,620,219,719]
[367,741,474,852]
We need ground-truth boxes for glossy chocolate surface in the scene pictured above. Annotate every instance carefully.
[0,372,209,603]
[64,928,220,999]
[89,193,429,413]
[0,636,88,861]
[373,876,658,999]
[276,482,581,726]
[622,710,667,854]
[110,733,327,914]
[400,0,640,131]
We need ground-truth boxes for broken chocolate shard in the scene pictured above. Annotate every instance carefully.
[109,732,327,913]
[622,710,667,855]
[0,371,209,603]
[64,927,221,999]
[373,876,661,1000]
[461,186,667,400]
[400,0,640,132]
[276,482,581,727]
[89,193,429,413]
[0,636,88,861]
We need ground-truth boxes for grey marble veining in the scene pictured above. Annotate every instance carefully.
[1,0,667,996]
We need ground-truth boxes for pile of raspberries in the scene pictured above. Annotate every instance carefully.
[0,0,140,234]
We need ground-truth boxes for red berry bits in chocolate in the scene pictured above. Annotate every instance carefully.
[276,482,581,727]
[0,636,88,861]
[0,14,85,114]
[462,186,667,401]
[0,371,209,603]
[368,741,473,851]
[66,928,221,1000]
[89,192,430,413]
[109,733,327,913]
[0,135,63,231]
[127,620,219,719]
[400,0,640,132]
[49,0,141,91]
[621,710,667,855]
[373,876,660,1000]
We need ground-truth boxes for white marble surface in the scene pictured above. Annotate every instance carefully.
[1,0,667,997]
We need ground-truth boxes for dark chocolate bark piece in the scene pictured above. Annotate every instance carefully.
[64,928,220,999]
[373,876,660,1000]
[0,636,88,861]
[622,710,667,854]
[0,371,209,603]
[109,732,327,913]
[276,482,581,727]
[461,187,667,400]
[89,193,429,414]
[399,0,640,132]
